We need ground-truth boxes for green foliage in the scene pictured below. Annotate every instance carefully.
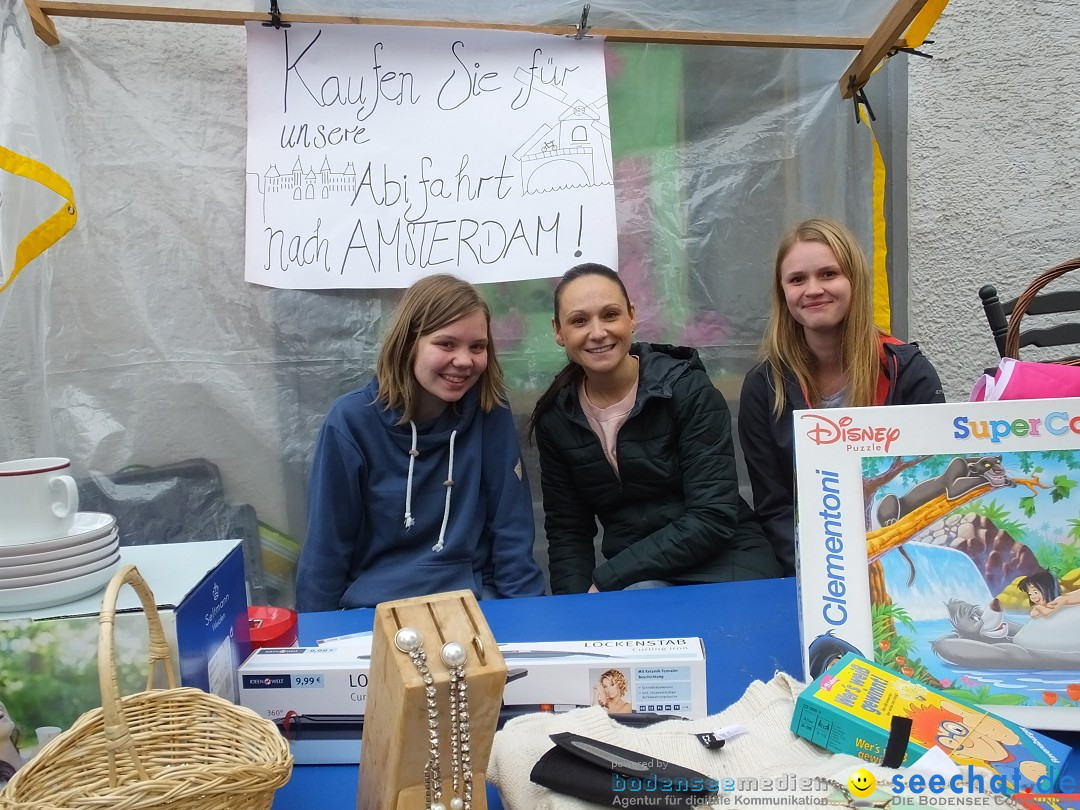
[962,499,1028,539]
[0,616,155,736]
[1014,452,1038,475]
[871,602,915,634]
[1051,474,1077,503]
[1039,450,1080,470]
[870,603,937,686]
[1020,496,1037,519]
[1028,537,1080,580]
[956,453,1077,527]
[863,457,887,477]
[897,455,947,487]
[942,687,1028,706]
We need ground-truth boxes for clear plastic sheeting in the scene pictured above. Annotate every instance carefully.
[0,4,901,606]
[34,0,899,38]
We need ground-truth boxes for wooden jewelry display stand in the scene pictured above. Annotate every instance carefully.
[357,590,506,810]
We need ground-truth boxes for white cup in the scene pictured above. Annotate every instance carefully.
[34,726,62,754]
[0,457,80,545]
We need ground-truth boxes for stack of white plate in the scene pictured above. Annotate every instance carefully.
[0,513,120,612]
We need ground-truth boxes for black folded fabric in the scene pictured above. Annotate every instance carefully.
[882,715,913,769]
[530,732,719,808]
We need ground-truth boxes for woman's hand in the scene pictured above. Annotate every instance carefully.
[593,684,606,707]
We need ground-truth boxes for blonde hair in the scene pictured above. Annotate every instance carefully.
[763,218,883,418]
[375,274,506,423]
[599,668,628,696]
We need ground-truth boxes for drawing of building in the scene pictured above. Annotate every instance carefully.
[263,157,357,201]
[514,100,612,194]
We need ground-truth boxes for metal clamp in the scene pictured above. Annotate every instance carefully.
[262,0,290,30]
[570,4,592,40]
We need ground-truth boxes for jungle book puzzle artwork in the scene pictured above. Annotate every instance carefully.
[794,399,1080,730]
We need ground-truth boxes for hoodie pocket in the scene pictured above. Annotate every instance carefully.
[342,557,481,607]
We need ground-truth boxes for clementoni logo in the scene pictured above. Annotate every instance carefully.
[801,414,902,453]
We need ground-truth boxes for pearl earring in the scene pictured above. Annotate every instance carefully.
[396,628,444,810]
[442,641,472,810]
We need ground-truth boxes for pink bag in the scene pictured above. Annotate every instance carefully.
[970,357,1080,401]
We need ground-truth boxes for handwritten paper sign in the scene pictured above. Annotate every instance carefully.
[245,23,617,289]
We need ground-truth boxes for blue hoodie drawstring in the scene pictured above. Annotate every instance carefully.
[403,421,418,529]
[432,429,457,552]
[402,422,458,552]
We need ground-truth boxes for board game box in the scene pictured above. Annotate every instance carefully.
[793,398,1080,730]
[792,653,1072,790]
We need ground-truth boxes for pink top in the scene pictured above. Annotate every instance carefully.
[579,378,638,478]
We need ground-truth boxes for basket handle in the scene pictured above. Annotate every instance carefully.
[1004,256,1080,359]
[97,564,179,784]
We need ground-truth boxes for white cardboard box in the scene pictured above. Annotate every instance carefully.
[793,398,1080,731]
[238,636,706,764]
[498,638,707,717]
[0,539,250,751]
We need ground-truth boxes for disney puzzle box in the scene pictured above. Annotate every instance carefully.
[792,653,1071,789]
[793,398,1080,731]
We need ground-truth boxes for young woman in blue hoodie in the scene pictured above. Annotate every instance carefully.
[296,274,546,611]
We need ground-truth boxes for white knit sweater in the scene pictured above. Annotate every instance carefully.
[488,673,1019,810]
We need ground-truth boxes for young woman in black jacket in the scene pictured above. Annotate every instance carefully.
[738,219,945,577]
[528,264,780,594]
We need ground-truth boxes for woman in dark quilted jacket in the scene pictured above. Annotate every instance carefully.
[527,264,781,594]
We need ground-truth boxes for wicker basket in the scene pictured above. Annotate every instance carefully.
[0,565,293,810]
[1003,256,1080,363]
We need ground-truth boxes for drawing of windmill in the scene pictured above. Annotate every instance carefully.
[510,64,613,195]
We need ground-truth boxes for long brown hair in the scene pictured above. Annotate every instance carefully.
[762,219,882,418]
[375,274,505,423]
[527,263,630,441]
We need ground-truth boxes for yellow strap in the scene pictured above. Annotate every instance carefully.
[905,0,950,49]
[0,144,78,294]
[860,106,891,333]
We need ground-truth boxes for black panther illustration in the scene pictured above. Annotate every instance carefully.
[877,456,1012,527]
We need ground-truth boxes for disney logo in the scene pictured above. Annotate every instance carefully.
[801,414,901,452]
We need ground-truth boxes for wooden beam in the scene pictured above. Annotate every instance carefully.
[839,0,929,98]
[30,1,898,51]
[24,0,59,46]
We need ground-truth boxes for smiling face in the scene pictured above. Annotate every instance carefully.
[601,676,622,699]
[553,274,636,379]
[412,309,489,422]
[935,720,1012,762]
[779,240,852,338]
[1026,583,1046,605]
[847,768,876,798]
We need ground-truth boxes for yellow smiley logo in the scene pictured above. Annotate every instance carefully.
[847,768,877,798]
